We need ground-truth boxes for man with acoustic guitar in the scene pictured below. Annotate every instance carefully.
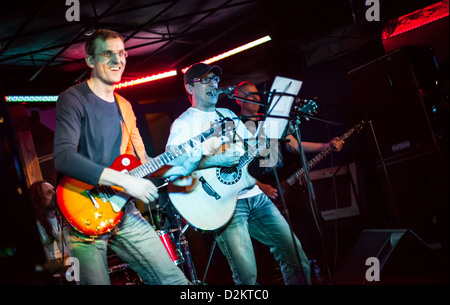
[166,63,315,285]
[53,29,199,285]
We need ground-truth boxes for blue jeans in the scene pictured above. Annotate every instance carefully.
[214,193,311,285]
[63,202,189,285]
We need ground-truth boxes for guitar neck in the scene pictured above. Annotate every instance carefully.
[237,101,320,170]
[283,148,332,190]
[128,133,207,178]
[283,122,364,190]
[237,140,268,169]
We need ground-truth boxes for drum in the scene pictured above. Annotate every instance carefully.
[108,255,143,285]
[157,229,184,265]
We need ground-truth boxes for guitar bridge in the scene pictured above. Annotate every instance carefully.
[199,176,221,200]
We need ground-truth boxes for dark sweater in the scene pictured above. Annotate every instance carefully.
[53,81,121,185]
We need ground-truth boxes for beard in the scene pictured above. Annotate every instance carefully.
[46,195,56,211]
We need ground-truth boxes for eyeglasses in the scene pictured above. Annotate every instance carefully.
[192,75,220,85]
[95,50,128,60]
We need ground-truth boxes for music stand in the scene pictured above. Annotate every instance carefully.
[233,77,314,284]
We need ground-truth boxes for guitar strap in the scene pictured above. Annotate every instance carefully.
[216,109,249,151]
[115,95,141,161]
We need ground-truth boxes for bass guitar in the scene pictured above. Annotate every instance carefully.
[168,101,318,231]
[56,118,235,236]
[277,120,366,200]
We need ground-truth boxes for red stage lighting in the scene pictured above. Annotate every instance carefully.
[114,70,177,89]
[382,0,449,40]
[181,36,272,74]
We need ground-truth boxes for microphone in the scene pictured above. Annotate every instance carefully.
[212,85,237,97]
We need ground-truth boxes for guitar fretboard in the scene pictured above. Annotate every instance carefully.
[282,121,365,191]
[237,140,269,170]
[128,128,216,178]
[236,101,317,170]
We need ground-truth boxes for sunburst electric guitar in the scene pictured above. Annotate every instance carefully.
[56,118,235,236]
[168,101,318,231]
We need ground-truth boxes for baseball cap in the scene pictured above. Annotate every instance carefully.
[184,63,222,84]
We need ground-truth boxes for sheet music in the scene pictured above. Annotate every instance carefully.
[256,76,302,139]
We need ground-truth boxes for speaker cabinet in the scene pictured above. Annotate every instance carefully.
[346,46,449,245]
[347,46,446,163]
[334,229,449,285]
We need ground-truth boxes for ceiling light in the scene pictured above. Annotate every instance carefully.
[181,35,272,73]
[114,70,177,89]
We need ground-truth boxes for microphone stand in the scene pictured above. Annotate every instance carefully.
[235,92,342,127]
[243,88,309,284]
[290,113,334,285]
[233,94,267,125]
[231,88,334,284]
[258,88,338,284]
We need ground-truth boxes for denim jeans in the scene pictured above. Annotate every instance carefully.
[63,202,189,285]
[214,193,311,285]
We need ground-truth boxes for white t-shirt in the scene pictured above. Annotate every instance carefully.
[166,107,262,199]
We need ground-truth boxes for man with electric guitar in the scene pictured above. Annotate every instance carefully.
[166,63,317,285]
[53,29,208,285]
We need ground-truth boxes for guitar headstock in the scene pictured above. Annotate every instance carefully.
[293,99,318,117]
[353,120,367,133]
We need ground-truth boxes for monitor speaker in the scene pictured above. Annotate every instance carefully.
[334,229,448,285]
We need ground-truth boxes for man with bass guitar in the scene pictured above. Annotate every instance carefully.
[235,81,344,202]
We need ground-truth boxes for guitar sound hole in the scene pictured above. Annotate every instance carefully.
[217,167,241,185]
